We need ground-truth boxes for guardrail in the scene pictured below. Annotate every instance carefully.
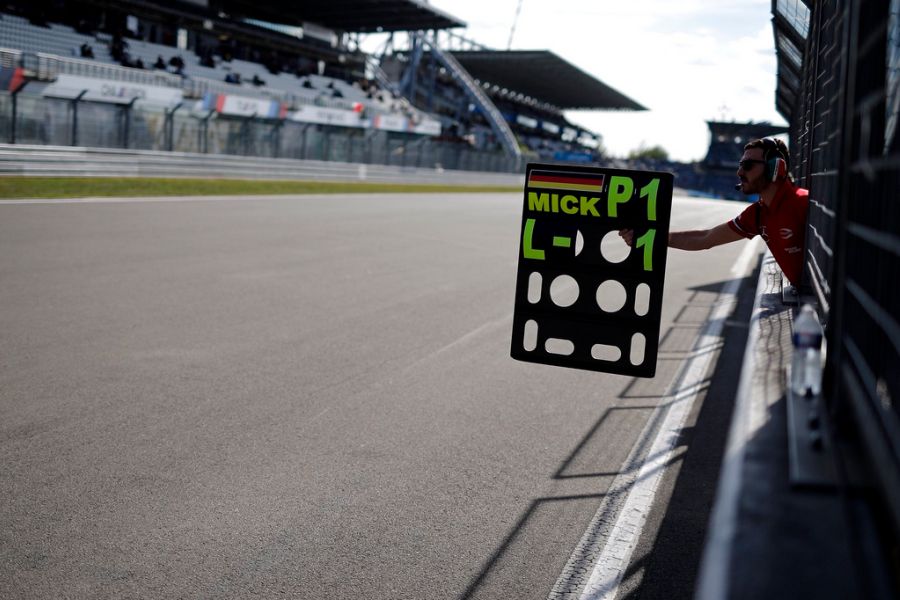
[0,144,525,187]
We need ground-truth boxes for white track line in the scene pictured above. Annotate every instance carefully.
[550,237,762,600]
[694,250,775,600]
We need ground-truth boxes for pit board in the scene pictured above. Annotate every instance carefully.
[510,163,673,377]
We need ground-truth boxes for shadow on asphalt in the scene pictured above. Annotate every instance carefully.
[459,265,760,600]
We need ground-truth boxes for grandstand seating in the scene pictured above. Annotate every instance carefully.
[0,10,421,122]
[0,7,610,159]
[0,8,753,197]
[0,4,645,174]
[0,13,112,61]
[381,41,608,159]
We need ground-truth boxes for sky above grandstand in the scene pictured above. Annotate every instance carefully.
[429,0,785,162]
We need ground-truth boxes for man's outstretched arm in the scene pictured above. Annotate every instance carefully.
[619,222,745,250]
[668,222,745,250]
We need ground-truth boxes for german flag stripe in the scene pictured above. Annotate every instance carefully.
[529,173,605,186]
[528,180,604,192]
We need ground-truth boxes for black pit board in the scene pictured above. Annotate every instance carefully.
[510,163,673,377]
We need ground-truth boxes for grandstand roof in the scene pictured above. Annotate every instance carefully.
[449,50,646,111]
[706,120,789,138]
[213,0,465,33]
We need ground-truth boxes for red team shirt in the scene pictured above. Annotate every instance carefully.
[727,180,810,284]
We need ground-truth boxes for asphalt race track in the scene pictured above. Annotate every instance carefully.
[1,191,760,599]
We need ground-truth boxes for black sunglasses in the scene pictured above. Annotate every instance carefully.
[739,159,766,170]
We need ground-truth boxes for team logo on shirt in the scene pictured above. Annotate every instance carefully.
[780,228,794,239]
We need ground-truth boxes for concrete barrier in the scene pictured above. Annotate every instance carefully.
[0,144,526,187]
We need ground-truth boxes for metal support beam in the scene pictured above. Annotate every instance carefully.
[70,90,88,147]
[165,102,183,152]
[8,79,28,145]
[122,96,139,149]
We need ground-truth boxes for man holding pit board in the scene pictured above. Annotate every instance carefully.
[619,138,809,285]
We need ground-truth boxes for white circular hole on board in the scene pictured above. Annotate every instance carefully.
[523,320,539,351]
[575,230,584,256]
[545,338,575,356]
[596,279,628,313]
[591,344,622,362]
[630,333,646,366]
[635,283,651,316]
[600,230,631,264]
[549,274,579,308]
[527,272,542,304]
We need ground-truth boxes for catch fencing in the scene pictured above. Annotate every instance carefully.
[788,0,900,531]
[0,91,523,174]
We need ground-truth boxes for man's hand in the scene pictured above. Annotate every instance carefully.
[618,229,634,246]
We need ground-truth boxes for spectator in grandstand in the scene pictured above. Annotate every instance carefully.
[169,55,185,75]
[110,33,128,62]
[153,55,166,70]
[134,57,144,70]
[251,74,266,87]
[224,72,241,84]
[116,49,134,68]
[619,138,809,284]
[79,43,94,59]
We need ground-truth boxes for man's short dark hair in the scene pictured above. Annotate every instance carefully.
[745,138,792,182]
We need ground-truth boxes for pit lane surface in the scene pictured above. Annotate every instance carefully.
[0,192,758,599]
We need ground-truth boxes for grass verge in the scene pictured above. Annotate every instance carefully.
[0,176,520,199]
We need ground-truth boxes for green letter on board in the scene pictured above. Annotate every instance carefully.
[607,176,633,217]
[522,218,545,260]
[528,192,550,212]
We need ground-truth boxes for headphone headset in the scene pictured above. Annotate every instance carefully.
[761,137,787,182]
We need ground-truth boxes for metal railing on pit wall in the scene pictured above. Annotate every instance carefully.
[792,0,900,532]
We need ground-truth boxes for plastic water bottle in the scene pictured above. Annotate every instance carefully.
[791,304,823,397]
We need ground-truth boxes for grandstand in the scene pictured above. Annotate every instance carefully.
[376,30,645,161]
[0,0,794,201]
[1,0,787,202]
[693,120,789,200]
[0,0,646,174]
